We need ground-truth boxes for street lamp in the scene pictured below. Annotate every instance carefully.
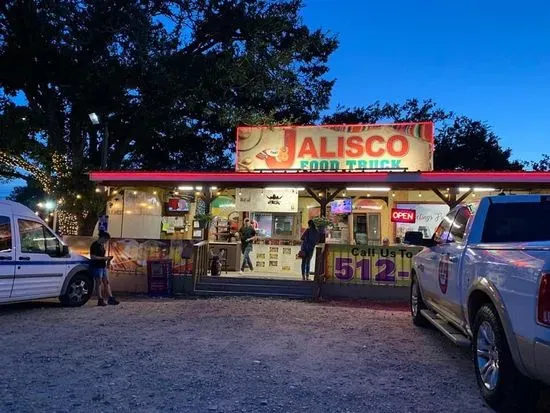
[37,200,59,233]
[88,112,109,169]
[88,112,100,125]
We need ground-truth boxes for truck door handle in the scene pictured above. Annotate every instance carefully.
[0,256,12,260]
[19,256,31,261]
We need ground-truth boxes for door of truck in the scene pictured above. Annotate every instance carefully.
[418,209,458,306]
[436,206,473,325]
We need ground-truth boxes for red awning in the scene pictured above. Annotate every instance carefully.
[89,170,550,189]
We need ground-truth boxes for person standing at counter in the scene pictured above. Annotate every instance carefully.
[239,218,257,274]
[300,220,319,281]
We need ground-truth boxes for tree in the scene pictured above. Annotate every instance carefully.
[531,154,550,171]
[324,99,523,171]
[0,0,337,233]
[435,116,523,171]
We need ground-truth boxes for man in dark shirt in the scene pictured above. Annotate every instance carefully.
[238,218,257,274]
[90,231,119,306]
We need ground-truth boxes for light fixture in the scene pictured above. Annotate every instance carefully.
[112,190,118,195]
[44,201,55,210]
[458,187,495,192]
[133,191,138,195]
[178,186,194,191]
[76,194,82,199]
[238,191,242,196]
[346,187,391,192]
[174,191,179,195]
[265,187,305,191]
[195,186,203,190]
[342,191,346,197]
[391,192,395,197]
[418,192,422,197]
[472,193,476,197]
[216,191,221,196]
[318,192,323,197]
[88,112,100,125]
[210,186,218,190]
[195,191,201,196]
[153,191,157,195]
[95,188,101,193]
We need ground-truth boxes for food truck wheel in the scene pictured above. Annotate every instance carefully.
[60,273,93,307]
[410,274,429,327]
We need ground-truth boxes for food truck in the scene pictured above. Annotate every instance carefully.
[86,122,550,296]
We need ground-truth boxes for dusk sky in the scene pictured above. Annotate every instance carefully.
[1,0,549,198]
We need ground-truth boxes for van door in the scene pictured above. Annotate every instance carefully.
[0,215,15,299]
[12,218,66,299]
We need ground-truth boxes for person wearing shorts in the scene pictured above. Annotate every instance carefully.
[89,231,119,306]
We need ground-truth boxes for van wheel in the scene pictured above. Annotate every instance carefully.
[472,304,539,411]
[60,273,93,307]
[410,275,429,327]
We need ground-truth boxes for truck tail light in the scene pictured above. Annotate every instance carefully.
[538,273,550,327]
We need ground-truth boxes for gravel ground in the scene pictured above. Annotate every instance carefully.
[0,297,548,413]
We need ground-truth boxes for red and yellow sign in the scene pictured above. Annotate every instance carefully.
[236,123,433,172]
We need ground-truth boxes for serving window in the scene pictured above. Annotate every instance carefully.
[251,213,297,239]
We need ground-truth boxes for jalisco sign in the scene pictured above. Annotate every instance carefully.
[236,123,433,172]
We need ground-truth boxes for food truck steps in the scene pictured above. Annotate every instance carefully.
[195,278,314,299]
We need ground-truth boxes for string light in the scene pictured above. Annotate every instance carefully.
[76,194,82,199]
[57,210,78,235]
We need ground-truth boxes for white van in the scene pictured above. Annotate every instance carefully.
[0,200,92,306]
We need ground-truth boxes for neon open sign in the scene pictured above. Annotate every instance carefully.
[391,208,416,223]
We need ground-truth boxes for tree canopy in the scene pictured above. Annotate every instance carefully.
[0,0,337,232]
[324,99,523,171]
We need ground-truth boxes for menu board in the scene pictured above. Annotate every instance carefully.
[250,244,316,275]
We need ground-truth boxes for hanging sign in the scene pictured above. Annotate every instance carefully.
[236,123,433,172]
[391,208,416,223]
[235,188,299,213]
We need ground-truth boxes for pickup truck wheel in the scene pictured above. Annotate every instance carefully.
[60,273,93,307]
[410,276,429,327]
[472,304,539,411]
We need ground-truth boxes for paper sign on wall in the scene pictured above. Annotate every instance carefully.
[235,188,299,213]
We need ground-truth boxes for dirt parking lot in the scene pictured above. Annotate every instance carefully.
[0,297,548,413]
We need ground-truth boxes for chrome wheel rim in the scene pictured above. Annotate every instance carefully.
[476,321,500,391]
[411,280,419,316]
[68,280,89,303]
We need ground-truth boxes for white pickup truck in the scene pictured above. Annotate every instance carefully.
[411,195,550,411]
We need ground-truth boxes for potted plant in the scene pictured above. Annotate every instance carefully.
[312,216,333,243]
[194,213,213,229]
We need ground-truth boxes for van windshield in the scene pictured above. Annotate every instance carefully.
[482,202,550,243]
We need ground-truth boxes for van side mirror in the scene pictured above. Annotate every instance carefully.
[59,244,69,257]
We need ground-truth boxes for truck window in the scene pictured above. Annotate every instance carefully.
[482,202,550,243]
[18,219,60,255]
[433,211,456,243]
[0,216,12,253]
[450,207,472,243]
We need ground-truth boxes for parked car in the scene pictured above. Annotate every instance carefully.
[0,200,92,306]
[411,195,550,410]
